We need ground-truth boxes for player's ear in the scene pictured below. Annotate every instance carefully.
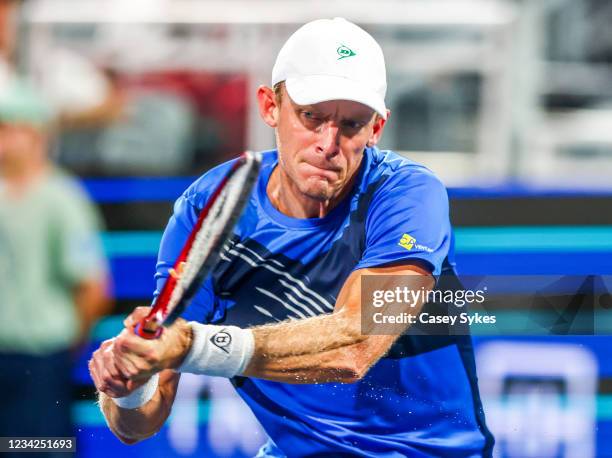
[366,109,390,147]
[256,85,280,128]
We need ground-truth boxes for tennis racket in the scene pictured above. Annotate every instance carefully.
[134,151,262,339]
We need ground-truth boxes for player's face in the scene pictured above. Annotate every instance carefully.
[269,86,387,202]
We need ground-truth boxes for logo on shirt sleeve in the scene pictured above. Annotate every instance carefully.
[398,233,434,253]
[399,233,416,250]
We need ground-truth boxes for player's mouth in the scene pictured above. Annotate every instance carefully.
[301,162,342,180]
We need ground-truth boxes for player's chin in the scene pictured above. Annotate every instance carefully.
[301,177,337,201]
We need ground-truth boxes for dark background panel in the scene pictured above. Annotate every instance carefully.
[100,202,174,231]
[450,197,612,226]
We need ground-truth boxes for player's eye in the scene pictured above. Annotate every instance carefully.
[299,110,326,130]
[341,119,364,130]
[301,111,318,120]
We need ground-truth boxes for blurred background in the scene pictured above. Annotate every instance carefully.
[1,0,612,457]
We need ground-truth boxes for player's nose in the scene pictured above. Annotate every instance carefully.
[315,121,340,158]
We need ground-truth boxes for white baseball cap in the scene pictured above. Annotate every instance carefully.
[272,18,387,119]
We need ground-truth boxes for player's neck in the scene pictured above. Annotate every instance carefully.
[268,166,358,219]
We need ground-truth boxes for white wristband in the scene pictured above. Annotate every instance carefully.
[178,323,254,378]
[111,373,159,409]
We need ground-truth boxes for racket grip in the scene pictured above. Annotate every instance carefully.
[134,318,163,340]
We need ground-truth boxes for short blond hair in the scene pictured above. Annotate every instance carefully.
[273,81,285,106]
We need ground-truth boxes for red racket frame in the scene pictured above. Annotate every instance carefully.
[133,153,255,339]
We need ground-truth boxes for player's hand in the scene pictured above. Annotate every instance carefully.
[89,339,147,398]
[112,307,193,380]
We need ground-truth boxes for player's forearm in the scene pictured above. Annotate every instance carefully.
[251,307,366,360]
[241,309,391,383]
[243,334,396,383]
[99,370,179,444]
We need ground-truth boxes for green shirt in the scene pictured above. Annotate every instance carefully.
[0,168,107,355]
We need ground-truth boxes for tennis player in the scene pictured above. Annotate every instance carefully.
[90,18,494,457]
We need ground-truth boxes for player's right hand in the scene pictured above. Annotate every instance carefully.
[89,338,147,398]
[113,307,193,378]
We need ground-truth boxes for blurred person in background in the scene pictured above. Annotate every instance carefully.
[0,76,111,454]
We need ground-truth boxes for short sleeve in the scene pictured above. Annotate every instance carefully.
[55,181,108,284]
[154,192,218,323]
[355,168,452,276]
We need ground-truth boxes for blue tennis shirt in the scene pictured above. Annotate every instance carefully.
[155,147,493,457]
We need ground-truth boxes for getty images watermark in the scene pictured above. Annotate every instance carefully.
[360,275,494,336]
[360,274,612,336]
[371,285,492,324]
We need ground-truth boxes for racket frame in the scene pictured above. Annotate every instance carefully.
[134,151,260,339]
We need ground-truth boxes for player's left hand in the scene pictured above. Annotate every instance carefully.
[112,307,193,380]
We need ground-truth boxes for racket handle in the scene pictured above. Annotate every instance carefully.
[134,318,163,340]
